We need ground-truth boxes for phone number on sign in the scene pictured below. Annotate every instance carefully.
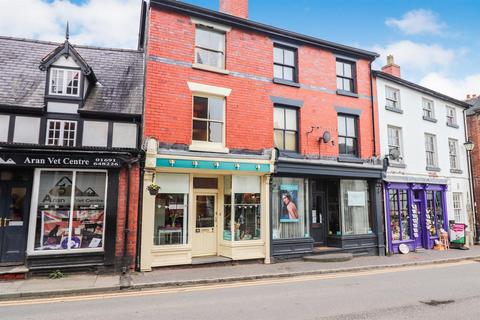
[93,158,121,167]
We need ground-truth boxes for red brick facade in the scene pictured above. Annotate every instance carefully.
[467,114,480,232]
[144,6,379,159]
[115,165,140,270]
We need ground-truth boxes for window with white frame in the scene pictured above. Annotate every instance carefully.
[195,26,225,69]
[192,96,224,144]
[32,170,107,252]
[453,192,465,222]
[449,138,460,170]
[446,106,457,126]
[387,126,403,162]
[424,134,438,167]
[385,86,400,110]
[46,119,77,147]
[422,98,435,119]
[49,68,80,96]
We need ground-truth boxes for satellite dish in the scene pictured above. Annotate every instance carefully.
[389,148,401,160]
[322,131,331,143]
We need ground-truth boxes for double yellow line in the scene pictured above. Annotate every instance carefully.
[0,260,474,307]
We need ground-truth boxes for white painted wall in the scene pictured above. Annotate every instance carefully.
[377,76,472,227]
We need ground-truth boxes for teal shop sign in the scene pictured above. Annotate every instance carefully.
[156,158,270,173]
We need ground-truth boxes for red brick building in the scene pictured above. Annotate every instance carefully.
[139,0,384,270]
[466,95,480,242]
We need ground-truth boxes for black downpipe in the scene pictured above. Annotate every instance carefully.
[369,61,378,157]
[135,154,146,271]
[122,156,140,273]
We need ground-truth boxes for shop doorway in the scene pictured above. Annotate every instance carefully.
[311,192,327,245]
[192,193,217,257]
[412,190,427,249]
[0,176,30,264]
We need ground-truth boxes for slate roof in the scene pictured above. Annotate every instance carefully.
[0,36,144,115]
[465,96,480,115]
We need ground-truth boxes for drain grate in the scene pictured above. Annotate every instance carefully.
[420,299,455,306]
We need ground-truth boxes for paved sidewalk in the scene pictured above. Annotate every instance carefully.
[1,246,479,300]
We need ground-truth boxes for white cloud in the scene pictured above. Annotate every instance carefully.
[372,40,465,72]
[0,0,142,49]
[386,9,446,35]
[419,72,480,100]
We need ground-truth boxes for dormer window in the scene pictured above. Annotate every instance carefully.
[49,68,80,96]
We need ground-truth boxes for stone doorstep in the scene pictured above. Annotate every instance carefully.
[0,265,29,281]
[191,256,233,265]
[302,253,354,263]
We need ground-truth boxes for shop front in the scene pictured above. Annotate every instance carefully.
[0,150,133,270]
[385,181,448,253]
[272,159,385,258]
[140,152,273,270]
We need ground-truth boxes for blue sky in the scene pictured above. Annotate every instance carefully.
[0,0,478,99]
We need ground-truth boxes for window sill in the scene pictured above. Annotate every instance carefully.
[45,94,82,101]
[336,90,358,98]
[389,162,406,169]
[385,106,403,114]
[273,78,301,88]
[426,166,441,172]
[447,123,459,129]
[422,116,437,123]
[189,142,229,154]
[450,169,463,174]
[337,156,363,163]
[192,63,230,75]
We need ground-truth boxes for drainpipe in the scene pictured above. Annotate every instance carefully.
[135,153,146,271]
[369,61,378,158]
[122,155,140,274]
[463,108,478,244]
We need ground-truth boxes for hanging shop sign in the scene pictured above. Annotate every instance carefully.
[0,152,127,168]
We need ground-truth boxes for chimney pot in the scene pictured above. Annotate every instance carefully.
[220,0,248,19]
[381,54,401,78]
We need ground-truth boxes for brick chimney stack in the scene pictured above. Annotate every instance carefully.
[220,0,248,19]
[381,54,401,78]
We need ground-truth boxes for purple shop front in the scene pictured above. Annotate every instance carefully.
[384,182,448,254]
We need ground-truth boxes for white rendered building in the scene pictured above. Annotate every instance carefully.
[375,56,472,253]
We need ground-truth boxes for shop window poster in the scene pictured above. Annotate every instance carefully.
[280,184,299,223]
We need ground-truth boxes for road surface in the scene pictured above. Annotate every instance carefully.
[1,260,480,320]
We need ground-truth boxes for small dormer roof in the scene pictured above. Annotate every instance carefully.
[39,29,97,83]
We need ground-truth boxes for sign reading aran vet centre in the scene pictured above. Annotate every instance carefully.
[0,152,126,168]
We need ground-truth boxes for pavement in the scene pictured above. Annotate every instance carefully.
[1,246,480,300]
[2,258,480,319]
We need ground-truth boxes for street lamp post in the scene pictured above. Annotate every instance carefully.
[464,139,478,244]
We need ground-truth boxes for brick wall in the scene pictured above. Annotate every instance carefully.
[115,164,140,270]
[145,6,378,159]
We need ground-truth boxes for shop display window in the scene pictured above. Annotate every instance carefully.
[234,193,260,241]
[34,170,107,251]
[341,180,372,235]
[223,176,261,241]
[272,177,309,239]
[426,191,437,236]
[435,191,444,232]
[154,194,188,245]
[388,189,411,241]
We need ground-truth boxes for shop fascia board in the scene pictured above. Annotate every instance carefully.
[156,158,271,173]
[277,156,383,170]
[384,174,448,185]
